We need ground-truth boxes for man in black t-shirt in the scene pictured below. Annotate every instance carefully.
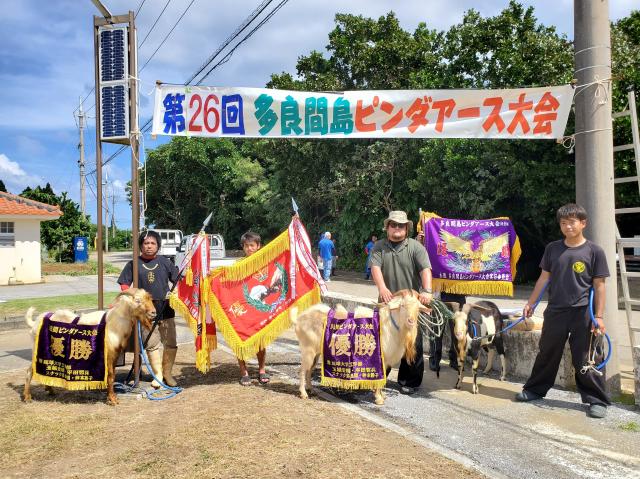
[515,204,610,418]
[118,231,179,388]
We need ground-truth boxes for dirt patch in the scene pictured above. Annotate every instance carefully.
[1,349,482,479]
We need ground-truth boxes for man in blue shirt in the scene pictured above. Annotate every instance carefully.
[318,232,334,282]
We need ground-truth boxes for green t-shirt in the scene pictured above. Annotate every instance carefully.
[370,237,431,293]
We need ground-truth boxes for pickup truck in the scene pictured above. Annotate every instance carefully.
[174,234,237,270]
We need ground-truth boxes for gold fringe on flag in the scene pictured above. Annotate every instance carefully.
[219,229,290,283]
[209,285,321,361]
[30,318,108,391]
[170,274,218,374]
[418,211,522,297]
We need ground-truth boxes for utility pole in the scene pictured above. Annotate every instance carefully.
[104,171,109,253]
[574,0,621,392]
[77,97,87,217]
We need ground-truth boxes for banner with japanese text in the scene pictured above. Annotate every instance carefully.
[32,313,108,391]
[152,84,573,140]
[208,217,323,360]
[418,211,521,297]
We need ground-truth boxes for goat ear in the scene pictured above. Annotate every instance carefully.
[387,296,402,310]
[469,303,493,314]
[444,302,460,313]
[462,304,471,314]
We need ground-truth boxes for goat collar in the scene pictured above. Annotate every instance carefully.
[388,308,401,331]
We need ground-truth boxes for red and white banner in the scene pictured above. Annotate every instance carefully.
[152,84,573,140]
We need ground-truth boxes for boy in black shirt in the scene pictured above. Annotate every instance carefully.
[118,231,179,388]
[516,204,610,418]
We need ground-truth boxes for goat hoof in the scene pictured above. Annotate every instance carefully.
[300,392,309,400]
[107,396,119,406]
[455,384,461,390]
[472,386,479,394]
[483,367,491,374]
[374,398,384,406]
[23,395,32,403]
[500,376,506,382]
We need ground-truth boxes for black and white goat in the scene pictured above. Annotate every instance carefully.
[450,300,506,394]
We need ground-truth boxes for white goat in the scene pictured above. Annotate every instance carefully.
[23,288,156,405]
[290,289,425,405]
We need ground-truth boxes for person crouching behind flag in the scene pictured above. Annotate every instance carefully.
[118,231,180,388]
[237,231,270,386]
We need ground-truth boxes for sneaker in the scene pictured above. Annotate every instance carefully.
[515,390,542,402]
[587,404,607,418]
[399,385,416,395]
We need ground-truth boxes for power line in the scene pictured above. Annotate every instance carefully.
[138,0,171,49]
[135,0,148,18]
[197,0,290,84]
[186,0,276,85]
[87,0,290,174]
[139,0,198,72]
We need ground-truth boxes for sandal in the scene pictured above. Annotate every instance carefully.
[258,372,270,385]
[239,375,252,386]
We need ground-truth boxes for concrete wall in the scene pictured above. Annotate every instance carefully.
[0,219,42,285]
[323,292,577,389]
[634,346,640,407]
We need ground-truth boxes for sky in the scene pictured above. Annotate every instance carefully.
[0,0,636,228]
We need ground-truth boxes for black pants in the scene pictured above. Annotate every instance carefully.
[397,327,424,388]
[524,306,610,406]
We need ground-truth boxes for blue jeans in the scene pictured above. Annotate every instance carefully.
[322,257,332,281]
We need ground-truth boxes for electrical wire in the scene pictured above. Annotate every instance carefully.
[138,0,172,49]
[139,0,198,72]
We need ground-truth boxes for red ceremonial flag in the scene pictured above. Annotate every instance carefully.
[209,217,324,360]
[170,233,217,372]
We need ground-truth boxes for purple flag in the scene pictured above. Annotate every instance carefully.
[32,313,108,390]
[321,309,386,390]
[422,215,521,296]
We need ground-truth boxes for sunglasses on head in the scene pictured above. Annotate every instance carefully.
[388,221,406,229]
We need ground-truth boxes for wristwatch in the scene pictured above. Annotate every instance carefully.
[419,288,433,294]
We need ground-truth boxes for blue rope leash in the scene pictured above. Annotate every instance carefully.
[470,282,548,342]
[137,321,183,400]
[586,288,612,372]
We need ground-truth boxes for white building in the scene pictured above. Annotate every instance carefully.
[0,191,62,285]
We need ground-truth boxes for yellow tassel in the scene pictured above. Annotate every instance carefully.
[434,279,514,297]
[218,229,290,283]
[319,376,386,390]
[31,373,107,391]
[209,285,320,361]
[185,267,193,286]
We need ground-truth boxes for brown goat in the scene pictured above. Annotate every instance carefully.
[23,288,156,405]
[290,289,426,405]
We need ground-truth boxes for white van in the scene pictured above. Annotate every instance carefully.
[150,229,183,260]
[175,233,236,270]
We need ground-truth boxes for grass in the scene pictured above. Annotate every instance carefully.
[42,260,120,276]
[613,392,636,406]
[618,421,640,432]
[0,292,119,318]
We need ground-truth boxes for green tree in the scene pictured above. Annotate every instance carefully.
[20,183,91,261]
[143,137,274,244]
[0,179,6,192]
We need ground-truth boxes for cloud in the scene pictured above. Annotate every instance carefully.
[0,153,43,193]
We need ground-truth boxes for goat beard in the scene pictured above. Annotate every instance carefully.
[403,325,418,364]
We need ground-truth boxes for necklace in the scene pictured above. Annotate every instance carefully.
[141,262,158,271]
